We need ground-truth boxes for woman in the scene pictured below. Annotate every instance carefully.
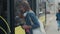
[18,1,40,34]
[56,9,60,31]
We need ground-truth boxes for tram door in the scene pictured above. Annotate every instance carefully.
[0,0,16,34]
[0,0,11,34]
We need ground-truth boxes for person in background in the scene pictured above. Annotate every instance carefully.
[18,1,40,34]
[56,9,60,31]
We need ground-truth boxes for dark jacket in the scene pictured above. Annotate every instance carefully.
[56,12,60,21]
[25,10,40,34]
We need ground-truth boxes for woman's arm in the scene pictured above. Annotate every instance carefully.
[29,12,40,29]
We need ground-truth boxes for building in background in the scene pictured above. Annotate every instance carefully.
[36,0,46,27]
[46,0,58,14]
[36,0,46,16]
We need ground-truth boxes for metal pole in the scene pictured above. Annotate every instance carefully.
[10,0,15,34]
[45,1,47,28]
[7,0,11,34]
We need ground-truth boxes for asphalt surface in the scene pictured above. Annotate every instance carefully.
[45,14,60,34]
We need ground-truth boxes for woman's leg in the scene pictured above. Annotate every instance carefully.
[57,21,60,31]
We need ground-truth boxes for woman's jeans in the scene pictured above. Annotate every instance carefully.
[57,20,60,28]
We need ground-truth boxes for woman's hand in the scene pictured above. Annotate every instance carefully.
[22,25,31,29]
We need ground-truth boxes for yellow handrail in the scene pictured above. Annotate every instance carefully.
[0,26,7,34]
[0,16,11,33]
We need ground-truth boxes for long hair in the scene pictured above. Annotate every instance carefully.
[17,1,31,18]
[18,1,31,11]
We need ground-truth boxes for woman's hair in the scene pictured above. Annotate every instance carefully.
[18,1,31,11]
